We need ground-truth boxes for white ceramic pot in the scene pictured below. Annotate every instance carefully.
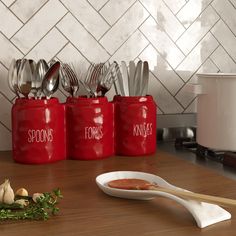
[188,73,236,151]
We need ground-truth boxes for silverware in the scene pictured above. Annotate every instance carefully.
[121,61,129,96]
[141,61,149,96]
[42,61,60,99]
[134,60,142,96]
[18,59,32,98]
[61,63,79,97]
[128,61,135,96]
[8,59,18,97]
[98,62,117,96]
[33,59,49,99]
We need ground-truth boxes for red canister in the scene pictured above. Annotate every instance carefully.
[12,98,66,164]
[114,95,156,156]
[66,97,114,160]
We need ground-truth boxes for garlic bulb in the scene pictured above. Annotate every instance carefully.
[0,179,15,204]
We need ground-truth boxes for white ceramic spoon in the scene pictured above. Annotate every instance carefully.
[96,171,231,228]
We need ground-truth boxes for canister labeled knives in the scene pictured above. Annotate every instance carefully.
[114,95,156,156]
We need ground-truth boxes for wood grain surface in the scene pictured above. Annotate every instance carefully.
[0,150,236,236]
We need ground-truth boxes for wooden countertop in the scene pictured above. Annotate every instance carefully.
[0,150,236,236]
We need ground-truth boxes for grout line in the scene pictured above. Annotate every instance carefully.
[9,0,50,40]
[138,29,186,84]
[106,28,149,63]
[229,0,236,9]
[97,0,110,11]
[24,25,68,59]
[182,96,197,114]
[98,0,140,41]
[0,120,11,132]
[57,2,111,56]
[208,57,221,72]
[56,24,95,64]
[211,3,236,39]
[86,0,111,27]
[0,89,14,105]
[210,30,236,64]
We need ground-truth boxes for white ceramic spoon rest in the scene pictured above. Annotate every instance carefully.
[96,171,231,228]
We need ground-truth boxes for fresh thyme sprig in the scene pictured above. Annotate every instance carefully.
[0,188,63,220]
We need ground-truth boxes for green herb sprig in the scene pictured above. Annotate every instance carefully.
[0,188,63,220]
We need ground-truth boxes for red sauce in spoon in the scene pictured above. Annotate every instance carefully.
[107,178,154,190]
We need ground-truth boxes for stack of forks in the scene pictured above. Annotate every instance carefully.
[60,60,149,98]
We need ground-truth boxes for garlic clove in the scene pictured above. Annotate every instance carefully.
[32,193,44,203]
[15,188,28,197]
[15,199,29,207]
[3,180,15,204]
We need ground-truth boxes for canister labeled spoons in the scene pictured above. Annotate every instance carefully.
[42,61,60,99]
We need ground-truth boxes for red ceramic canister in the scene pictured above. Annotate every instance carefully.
[66,97,114,160]
[12,98,66,164]
[114,95,156,156]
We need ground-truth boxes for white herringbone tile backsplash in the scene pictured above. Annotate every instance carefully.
[0,0,236,150]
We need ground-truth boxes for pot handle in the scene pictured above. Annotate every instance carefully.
[185,83,206,95]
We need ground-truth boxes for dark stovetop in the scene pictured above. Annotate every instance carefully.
[158,141,236,181]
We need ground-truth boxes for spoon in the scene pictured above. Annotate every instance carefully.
[42,61,60,99]
[107,178,236,207]
[96,171,231,228]
[8,59,17,95]
[34,59,49,99]
[18,59,32,98]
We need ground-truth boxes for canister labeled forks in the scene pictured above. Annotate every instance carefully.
[66,97,114,160]
[12,98,66,164]
[114,95,156,156]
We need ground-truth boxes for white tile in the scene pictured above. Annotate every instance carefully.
[88,0,108,11]
[26,28,68,62]
[61,0,109,40]
[210,46,236,72]
[110,30,149,63]
[177,0,212,28]
[176,59,219,108]
[57,43,90,67]
[10,0,47,23]
[1,0,15,7]
[0,63,15,100]
[176,6,219,55]
[0,33,23,68]
[99,1,149,54]
[0,93,12,130]
[212,0,236,35]
[176,33,219,81]
[100,0,136,25]
[163,0,186,14]
[0,123,11,151]
[139,44,184,95]
[57,13,110,62]
[148,73,184,114]
[140,0,185,41]
[0,1,23,38]
[11,0,67,54]
[140,16,185,69]
[211,20,236,61]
